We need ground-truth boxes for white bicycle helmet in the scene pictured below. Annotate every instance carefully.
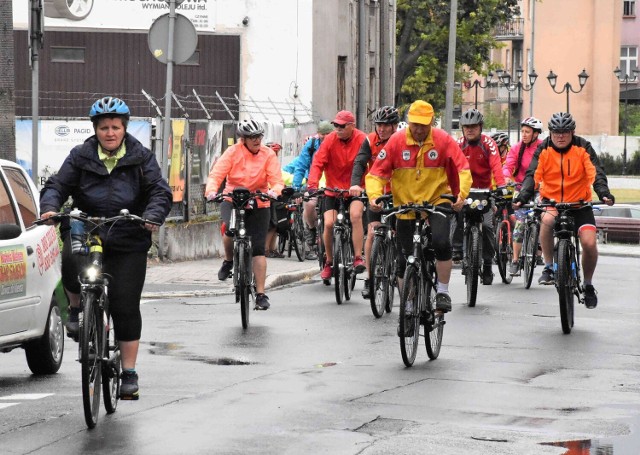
[521,117,543,133]
[237,119,265,137]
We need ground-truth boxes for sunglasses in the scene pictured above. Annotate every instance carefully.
[551,130,572,135]
[332,123,351,129]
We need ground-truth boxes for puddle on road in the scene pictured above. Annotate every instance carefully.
[146,341,255,365]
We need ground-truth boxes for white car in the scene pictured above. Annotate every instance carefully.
[0,159,65,374]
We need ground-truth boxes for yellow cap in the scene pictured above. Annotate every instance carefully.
[407,100,434,125]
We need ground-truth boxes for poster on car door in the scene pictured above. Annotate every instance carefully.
[15,119,152,187]
[0,246,27,299]
[12,0,216,32]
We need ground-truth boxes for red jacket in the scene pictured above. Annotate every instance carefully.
[457,134,506,188]
[307,129,367,191]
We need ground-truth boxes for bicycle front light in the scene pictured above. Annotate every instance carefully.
[337,213,344,221]
[85,266,99,282]
[239,228,247,236]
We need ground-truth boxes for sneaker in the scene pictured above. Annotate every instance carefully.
[120,371,139,400]
[353,256,366,274]
[509,261,521,276]
[320,261,333,281]
[255,293,271,310]
[584,285,598,309]
[435,293,452,312]
[305,249,318,261]
[361,279,370,299]
[217,260,233,281]
[451,250,463,262]
[66,306,80,338]
[538,267,555,285]
[482,265,494,285]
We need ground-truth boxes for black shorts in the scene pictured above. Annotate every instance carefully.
[220,201,270,257]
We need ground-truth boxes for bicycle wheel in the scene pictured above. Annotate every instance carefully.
[369,235,387,318]
[80,293,102,429]
[496,222,513,284]
[466,225,480,307]
[317,223,326,271]
[399,266,420,367]
[333,232,345,305]
[424,261,443,360]
[344,236,356,301]
[292,211,305,262]
[277,231,287,255]
[102,305,120,414]
[556,239,575,334]
[523,222,539,289]
[238,244,251,329]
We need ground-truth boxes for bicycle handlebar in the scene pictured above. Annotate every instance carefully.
[34,208,161,228]
[521,200,605,210]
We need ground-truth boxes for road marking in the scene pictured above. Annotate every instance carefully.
[0,393,54,400]
[0,403,18,410]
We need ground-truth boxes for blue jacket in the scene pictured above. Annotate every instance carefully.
[40,134,173,253]
[292,137,322,189]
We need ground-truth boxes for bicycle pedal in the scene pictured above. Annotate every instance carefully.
[119,393,139,401]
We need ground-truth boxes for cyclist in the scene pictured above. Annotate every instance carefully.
[40,96,172,400]
[350,105,400,299]
[307,110,367,282]
[515,112,615,308]
[502,117,544,276]
[366,100,471,312]
[205,119,284,310]
[452,108,506,285]
[292,120,333,259]
[265,142,286,258]
[491,132,510,165]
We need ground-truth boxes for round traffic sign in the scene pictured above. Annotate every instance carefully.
[148,13,198,65]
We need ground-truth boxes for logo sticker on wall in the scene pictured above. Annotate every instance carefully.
[54,125,70,137]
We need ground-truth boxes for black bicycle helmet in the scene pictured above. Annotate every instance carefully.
[548,112,576,131]
[459,108,484,126]
[89,97,130,120]
[372,106,400,124]
[237,119,265,137]
[521,117,543,133]
[491,132,510,148]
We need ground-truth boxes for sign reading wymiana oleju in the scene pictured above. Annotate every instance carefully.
[12,0,216,32]
[0,246,27,299]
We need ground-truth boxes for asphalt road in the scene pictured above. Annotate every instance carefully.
[1,255,639,454]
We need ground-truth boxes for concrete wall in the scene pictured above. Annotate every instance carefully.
[162,220,224,262]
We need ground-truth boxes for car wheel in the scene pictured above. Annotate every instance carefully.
[25,295,65,375]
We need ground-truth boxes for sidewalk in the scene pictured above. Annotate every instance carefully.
[143,242,639,299]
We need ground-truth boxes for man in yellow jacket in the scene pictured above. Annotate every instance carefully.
[366,100,471,313]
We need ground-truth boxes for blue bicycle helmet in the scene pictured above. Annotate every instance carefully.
[89,97,130,120]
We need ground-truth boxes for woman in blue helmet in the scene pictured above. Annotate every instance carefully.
[40,96,172,400]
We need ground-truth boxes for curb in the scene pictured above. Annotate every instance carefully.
[142,267,319,300]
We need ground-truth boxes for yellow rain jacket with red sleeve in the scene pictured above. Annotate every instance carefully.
[365,127,472,219]
[205,142,284,208]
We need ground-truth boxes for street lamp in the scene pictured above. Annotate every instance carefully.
[546,68,589,114]
[497,67,538,141]
[613,66,640,175]
[470,72,494,109]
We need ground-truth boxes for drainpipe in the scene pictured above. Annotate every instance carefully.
[357,0,367,129]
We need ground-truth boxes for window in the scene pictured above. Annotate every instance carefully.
[623,0,635,16]
[3,168,37,227]
[620,46,638,78]
[51,46,85,63]
[0,179,18,226]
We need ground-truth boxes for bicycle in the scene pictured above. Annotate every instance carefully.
[519,204,544,289]
[276,187,306,262]
[211,187,277,329]
[460,188,493,307]
[534,200,603,334]
[493,185,515,285]
[393,200,454,367]
[368,194,398,318]
[34,209,159,429]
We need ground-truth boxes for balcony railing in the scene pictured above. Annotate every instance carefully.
[494,18,524,40]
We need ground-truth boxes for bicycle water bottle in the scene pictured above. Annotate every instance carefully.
[69,209,85,255]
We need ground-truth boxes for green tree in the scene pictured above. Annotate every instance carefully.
[396,0,519,113]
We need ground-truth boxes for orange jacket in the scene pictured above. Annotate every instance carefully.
[205,142,284,208]
[534,143,596,202]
